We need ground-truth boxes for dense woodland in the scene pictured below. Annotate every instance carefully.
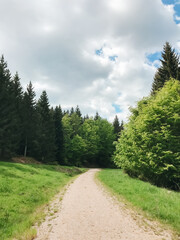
[0,42,180,189]
[0,56,123,167]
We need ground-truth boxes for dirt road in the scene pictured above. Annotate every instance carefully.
[35,169,173,240]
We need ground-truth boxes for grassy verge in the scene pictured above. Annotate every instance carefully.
[98,169,180,235]
[0,161,85,240]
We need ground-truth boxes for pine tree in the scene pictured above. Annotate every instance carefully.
[151,42,180,94]
[75,105,83,124]
[83,114,89,122]
[10,72,24,154]
[75,105,82,118]
[113,115,121,140]
[53,105,64,164]
[94,112,100,120]
[21,82,37,157]
[0,55,17,157]
[63,110,70,116]
[37,91,56,162]
[70,107,74,115]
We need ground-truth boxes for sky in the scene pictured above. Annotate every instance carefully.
[0,0,180,122]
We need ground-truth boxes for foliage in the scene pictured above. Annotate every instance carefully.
[113,115,124,140]
[152,42,180,94]
[62,114,115,167]
[95,118,115,167]
[21,82,38,158]
[0,56,19,157]
[53,106,64,164]
[0,55,116,167]
[80,119,99,166]
[114,79,180,190]
[36,91,56,162]
[98,169,180,235]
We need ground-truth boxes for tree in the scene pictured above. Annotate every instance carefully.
[113,115,121,140]
[152,42,180,94]
[70,107,74,115]
[70,112,82,136]
[80,118,99,166]
[120,120,124,134]
[75,105,82,118]
[36,90,56,162]
[21,82,37,157]
[62,112,85,166]
[113,116,124,141]
[0,55,19,157]
[114,79,180,190]
[62,114,73,165]
[53,105,64,164]
[95,118,115,167]
[69,134,86,166]
[83,114,89,121]
[10,72,24,154]
[94,112,100,120]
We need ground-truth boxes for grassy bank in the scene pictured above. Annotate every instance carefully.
[98,169,180,235]
[0,161,85,240]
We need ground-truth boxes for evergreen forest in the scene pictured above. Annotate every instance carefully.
[0,55,122,167]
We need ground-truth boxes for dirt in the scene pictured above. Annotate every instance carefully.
[35,169,174,240]
[11,157,42,164]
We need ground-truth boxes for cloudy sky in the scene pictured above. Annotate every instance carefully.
[0,0,180,121]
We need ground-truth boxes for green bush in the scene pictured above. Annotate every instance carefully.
[114,79,180,190]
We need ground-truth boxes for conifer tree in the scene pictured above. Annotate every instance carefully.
[70,107,74,115]
[63,110,70,116]
[94,112,100,120]
[152,42,180,94]
[75,105,83,123]
[53,105,64,164]
[22,82,37,157]
[85,114,89,119]
[10,72,24,153]
[83,114,89,122]
[37,91,56,162]
[0,55,16,157]
[113,115,121,140]
[75,105,82,118]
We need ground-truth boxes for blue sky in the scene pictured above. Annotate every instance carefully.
[146,0,180,65]
[95,0,179,83]
[174,3,180,23]
[162,0,178,4]
[112,104,122,113]
[146,52,162,67]
[162,0,180,23]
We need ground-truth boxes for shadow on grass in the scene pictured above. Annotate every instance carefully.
[0,161,85,177]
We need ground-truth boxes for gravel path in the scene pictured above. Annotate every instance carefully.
[35,169,173,240]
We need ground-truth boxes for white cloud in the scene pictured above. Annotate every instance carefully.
[0,0,179,122]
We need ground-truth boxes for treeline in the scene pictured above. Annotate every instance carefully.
[0,55,124,167]
[114,42,180,190]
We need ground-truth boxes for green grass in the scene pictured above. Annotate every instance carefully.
[0,161,85,240]
[98,169,180,235]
